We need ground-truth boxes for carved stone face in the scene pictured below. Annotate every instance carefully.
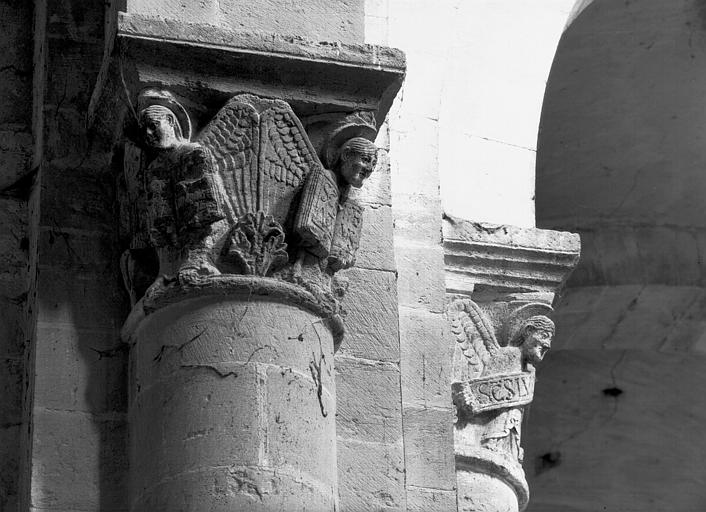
[522,327,552,366]
[140,107,179,149]
[338,139,377,188]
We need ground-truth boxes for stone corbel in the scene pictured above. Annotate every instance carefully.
[444,215,580,512]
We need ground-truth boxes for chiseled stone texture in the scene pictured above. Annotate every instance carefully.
[337,267,400,362]
[385,0,457,503]
[0,0,32,510]
[23,2,129,512]
[405,486,457,512]
[533,3,706,509]
[334,127,405,510]
[125,0,365,44]
[525,349,706,512]
[336,356,402,442]
[130,295,338,511]
[399,306,454,409]
[457,471,518,512]
[337,438,406,511]
[29,409,127,511]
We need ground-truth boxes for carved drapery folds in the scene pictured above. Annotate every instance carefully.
[449,298,555,510]
[119,90,378,337]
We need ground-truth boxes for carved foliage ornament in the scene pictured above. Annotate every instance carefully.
[119,89,378,307]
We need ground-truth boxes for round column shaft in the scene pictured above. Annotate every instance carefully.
[127,283,337,511]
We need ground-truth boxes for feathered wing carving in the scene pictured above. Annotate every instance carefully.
[258,102,323,223]
[196,95,323,228]
[449,299,500,378]
[196,96,260,222]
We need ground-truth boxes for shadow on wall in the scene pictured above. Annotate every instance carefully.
[528,0,706,510]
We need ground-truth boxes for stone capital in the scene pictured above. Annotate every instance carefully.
[444,216,580,512]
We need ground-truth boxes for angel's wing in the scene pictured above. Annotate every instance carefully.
[197,96,322,229]
[448,299,500,378]
[196,96,260,222]
[257,102,323,223]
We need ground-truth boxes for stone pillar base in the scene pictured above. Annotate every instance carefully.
[455,448,529,512]
[126,277,337,511]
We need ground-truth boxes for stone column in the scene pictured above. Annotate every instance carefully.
[443,217,580,511]
[87,11,404,511]
[114,89,384,510]
[125,279,337,510]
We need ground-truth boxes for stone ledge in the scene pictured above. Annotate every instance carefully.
[119,13,406,72]
[443,215,580,295]
[88,12,406,148]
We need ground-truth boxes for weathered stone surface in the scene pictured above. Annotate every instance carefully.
[337,438,406,511]
[90,13,405,140]
[0,130,32,188]
[402,406,455,490]
[0,301,24,358]
[0,1,32,128]
[46,38,103,110]
[0,425,21,512]
[30,409,128,511]
[37,270,125,331]
[399,306,454,409]
[33,324,126,414]
[405,486,457,512]
[38,227,114,275]
[124,0,366,44]
[525,349,706,512]
[550,284,706,353]
[46,0,105,43]
[392,192,444,245]
[335,356,402,441]
[353,145,392,206]
[395,242,446,312]
[336,267,400,361]
[443,215,580,296]
[0,199,27,285]
[354,204,396,272]
[130,291,337,511]
[457,471,518,512]
[0,357,23,425]
[389,117,441,196]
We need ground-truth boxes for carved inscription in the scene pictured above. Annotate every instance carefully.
[453,371,535,414]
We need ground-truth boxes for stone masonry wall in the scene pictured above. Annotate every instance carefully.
[366,1,459,509]
[0,1,33,510]
[22,1,405,511]
[24,2,129,510]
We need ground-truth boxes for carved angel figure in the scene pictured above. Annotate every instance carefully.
[121,90,376,302]
[481,408,524,463]
[449,299,555,377]
[449,299,555,464]
[293,136,377,275]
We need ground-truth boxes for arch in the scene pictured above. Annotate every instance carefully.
[529,1,706,510]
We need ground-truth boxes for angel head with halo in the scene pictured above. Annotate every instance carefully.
[322,113,378,189]
[510,314,555,367]
[137,89,192,150]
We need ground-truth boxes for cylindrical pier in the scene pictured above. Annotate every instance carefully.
[127,280,337,511]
